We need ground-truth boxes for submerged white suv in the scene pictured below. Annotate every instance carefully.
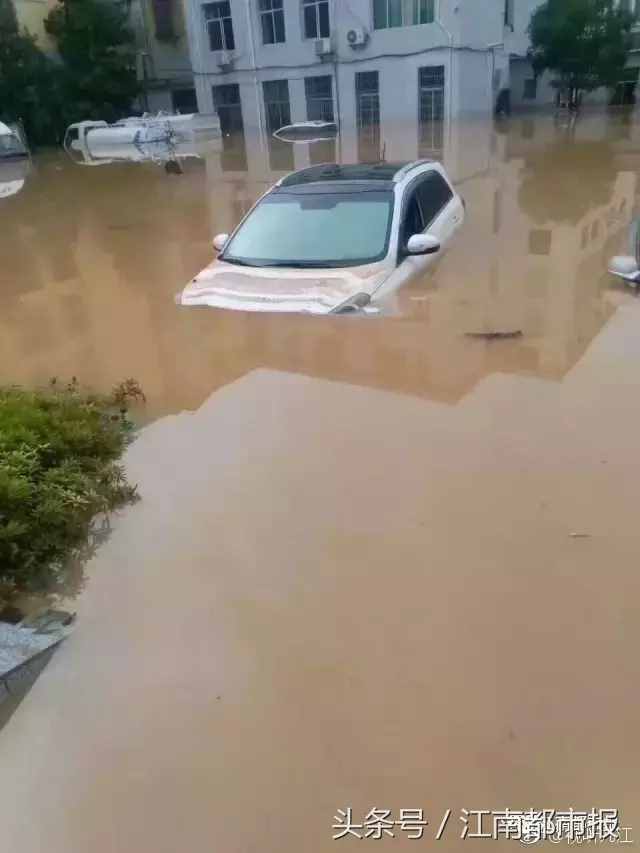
[178,160,465,315]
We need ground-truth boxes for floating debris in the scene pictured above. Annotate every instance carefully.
[465,330,523,340]
[273,121,337,143]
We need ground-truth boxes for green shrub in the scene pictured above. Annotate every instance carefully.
[0,380,141,598]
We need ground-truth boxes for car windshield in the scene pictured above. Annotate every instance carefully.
[221,190,394,268]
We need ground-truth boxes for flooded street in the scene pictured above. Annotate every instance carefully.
[1,111,640,850]
[3,112,638,413]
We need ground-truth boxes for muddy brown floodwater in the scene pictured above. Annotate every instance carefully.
[0,112,640,851]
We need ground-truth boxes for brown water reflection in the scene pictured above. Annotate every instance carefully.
[1,113,639,416]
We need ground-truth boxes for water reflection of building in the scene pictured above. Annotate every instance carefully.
[198,108,638,404]
[439,128,636,379]
[1,115,639,415]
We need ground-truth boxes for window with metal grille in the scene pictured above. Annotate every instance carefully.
[263,79,294,170]
[203,1,235,51]
[373,0,434,29]
[418,65,445,157]
[305,76,335,164]
[356,71,380,163]
[523,78,537,99]
[259,0,285,44]
[263,79,291,126]
[304,76,334,121]
[212,84,247,170]
[356,71,379,94]
[303,0,330,38]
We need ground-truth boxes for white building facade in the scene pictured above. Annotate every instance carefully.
[129,0,197,112]
[184,0,518,148]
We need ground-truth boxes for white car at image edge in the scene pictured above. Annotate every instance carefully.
[178,160,465,315]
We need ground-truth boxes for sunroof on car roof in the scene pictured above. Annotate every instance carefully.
[280,163,411,187]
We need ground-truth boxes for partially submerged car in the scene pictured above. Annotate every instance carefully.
[178,161,465,315]
[0,157,30,200]
[0,120,28,161]
[0,121,30,199]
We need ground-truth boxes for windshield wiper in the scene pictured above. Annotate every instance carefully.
[223,258,330,269]
[222,257,260,267]
[277,261,331,269]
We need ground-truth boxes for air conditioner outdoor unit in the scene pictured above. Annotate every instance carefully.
[314,37,333,56]
[346,27,369,48]
[215,50,235,68]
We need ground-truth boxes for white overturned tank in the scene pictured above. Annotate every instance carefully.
[63,113,222,166]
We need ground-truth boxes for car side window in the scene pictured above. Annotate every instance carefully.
[401,191,425,247]
[416,173,454,228]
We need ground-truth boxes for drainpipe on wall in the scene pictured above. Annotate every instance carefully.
[135,0,154,112]
[244,0,267,159]
[186,0,207,111]
[434,4,455,153]
[487,41,505,114]
[331,0,342,163]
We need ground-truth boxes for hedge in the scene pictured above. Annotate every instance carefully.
[0,380,142,600]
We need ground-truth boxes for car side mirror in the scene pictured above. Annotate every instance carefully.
[609,255,640,284]
[213,233,229,252]
[406,233,440,256]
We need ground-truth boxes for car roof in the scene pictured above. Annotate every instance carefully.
[275,161,434,194]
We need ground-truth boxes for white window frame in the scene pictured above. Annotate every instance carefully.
[203,1,234,52]
[302,0,330,39]
[304,75,335,121]
[259,0,286,44]
[417,65,445,156]
[373,0,435,30]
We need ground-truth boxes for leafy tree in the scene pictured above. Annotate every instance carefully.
[0,0,63,144]
[45,0,139,124]
[528,0,634,107]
